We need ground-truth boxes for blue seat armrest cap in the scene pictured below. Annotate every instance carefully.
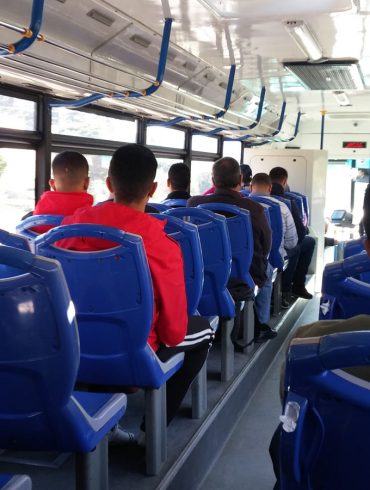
[0,475,32,490]
[158,352,185,378]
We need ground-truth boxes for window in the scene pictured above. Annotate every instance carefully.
[0,95,36,131]
[223,140,242,162]
[150,158,184,202]
[192,135,218,153]
[191,160,214,196]
[146,126,185,149]
[52,108,137,142]
[0,149,35,231]
[325,161,352,220]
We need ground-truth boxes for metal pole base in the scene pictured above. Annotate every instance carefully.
[191,361,208,419]
[220,318,234,382]
[75,436,108,490]
[145,385,167,475]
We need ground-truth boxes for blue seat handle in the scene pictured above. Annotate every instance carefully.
[35,224,142,249]
[0,245,34,269]
[164,207,225,223]
[318,331,370,371]
[16,215,64,233]
[149,213,197,231]
[197,203,250,217]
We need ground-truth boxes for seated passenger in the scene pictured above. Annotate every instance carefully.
[32,151,93,233]
[270,185,370,488]
[269,167,315,301]
[240,164,252,190]
[163,163,191,201]
[188,157,276,340]
[58,144,212,430]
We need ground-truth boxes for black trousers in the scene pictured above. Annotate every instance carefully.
[156,315,213,425]
[282,236,315,292]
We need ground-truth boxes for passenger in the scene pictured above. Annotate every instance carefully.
[240,164,252,190]
[58,144,213,432]
[32,151,93,233]
[270,185,370,489]
[269,167,315,302]
[164,163,191,201]
[188,157,276,340]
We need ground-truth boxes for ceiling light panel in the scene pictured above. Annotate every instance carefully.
[284,20,323,61]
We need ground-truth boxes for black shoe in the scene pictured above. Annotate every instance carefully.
[255,324,278,343]
[291,286,313,300]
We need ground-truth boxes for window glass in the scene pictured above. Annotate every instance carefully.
[0,95,36,131]
[223,140,242,162]
[150,158,184,203]
[325,161,352,219]
[192,135,218,153]
[146,126,185,149]
[52,108,137,142]
[191,160,214,196]
[0,149,35,231]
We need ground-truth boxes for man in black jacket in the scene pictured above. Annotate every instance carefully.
[164,163,191,201]
[269,167,315,302]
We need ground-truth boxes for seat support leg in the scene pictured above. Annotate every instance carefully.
[242,300,255,353]
[75,436,108,490]
[191,361,207,419]
[221,318,234,382]
[145,386,166,475]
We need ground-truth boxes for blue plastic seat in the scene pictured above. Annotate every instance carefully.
[0,246,126,490]
[344,236,366,258]
[281,331,370,490]
[240,189,250,197]
[147,202,169,212]
[0,229,30,251]
[285,192,305,222]
[0,475,32,490]
[162,198,188,207]
[320,251,370,319]
[273,195,292,211]
[16,215,64,251]
[35,224,184,475]
[289,191,309,224]
[164,207,236,381]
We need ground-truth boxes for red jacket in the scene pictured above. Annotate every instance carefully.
[58,201,188,352]
[32,191,94,233]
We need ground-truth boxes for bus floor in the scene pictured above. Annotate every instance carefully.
[199,295,319,490]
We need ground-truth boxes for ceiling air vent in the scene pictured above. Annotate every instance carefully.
[167,49,177,62]
[129,34,151,48]
[87,9,115,27]
[182,61,197,72]
[284,59,365,90]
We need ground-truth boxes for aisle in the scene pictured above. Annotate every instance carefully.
[200,297,319,490]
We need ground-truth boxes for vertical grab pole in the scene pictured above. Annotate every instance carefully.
[320,110,326,150]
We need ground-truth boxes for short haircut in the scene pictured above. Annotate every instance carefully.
[269,166,288,183]
[52,151,89,184]
[240,164,252,185]
[212,157,241,189]
[109,144,157,202]
[363,185,370,237]
[251,173,271,186]
[168,163,190,190]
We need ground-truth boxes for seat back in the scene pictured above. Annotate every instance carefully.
[344,237,365,258]
[162,198,188,208]
[151,214,204,315]
[248,196,283,269]
[35,224,169,388]
[0,246,79,447]
[290,191,309,224]
[281,331,370,490]
[16,215,64,251]
[0,229,30,251]
[320,251,370,319]
[197,203,255,289]
[240,189,250,197]
[285,192,305,222]
[148,203,169,213]
[273,195,292,211]
[164,207,235,318]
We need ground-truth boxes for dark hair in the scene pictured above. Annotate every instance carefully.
[109,144,157,202]
[168,163,190,191]
[52,151,89,184]
[212,157,241,189]
[363,185,370,237]
[251,172,271,186]
[269,167,288,183]
[240,164,252,185]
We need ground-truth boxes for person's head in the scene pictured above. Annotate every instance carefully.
[240,164,252,187]
[50,151,89,192]
[363,185,370,256]
[269,167,288,188]
[250,173,272,194]
[358,169,365,177]
[167,163,190,192]
[212,157,241,190]
[106,144,157,209]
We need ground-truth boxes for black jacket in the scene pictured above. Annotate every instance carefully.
[165,190,191,200]
[271,183,307,243]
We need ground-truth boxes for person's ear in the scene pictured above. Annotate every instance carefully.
[83,177,90,191]
[268,184,272,193]
[148,182,158,198]
[49,178,56,191]
[364,238,370,257]
[212,176,216,186]
[167,178,171,189]
[106,176,113,194]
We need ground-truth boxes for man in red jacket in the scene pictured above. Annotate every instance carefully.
[59,144,212,428]
[32,151,93,233]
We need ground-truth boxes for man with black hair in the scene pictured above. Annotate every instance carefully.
[58,144,213,434]
[164,162,191,201]
[188,157,276,340]
[32,151,93,233]
[240,164,252,189]
[269,166,315,301]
